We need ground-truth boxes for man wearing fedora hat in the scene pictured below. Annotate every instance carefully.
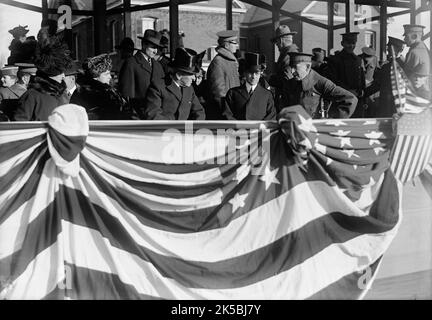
[402,24,430,90]
[118,29,165,106]
[144,47,205,120]
[281,52,357,119]
[206,30,241,120]
[268,25,299,112]
[327,32,366,117]
[223,52,275,121]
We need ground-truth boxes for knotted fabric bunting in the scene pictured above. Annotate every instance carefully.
[47,104,89,177]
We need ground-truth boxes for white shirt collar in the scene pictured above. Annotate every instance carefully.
[245,82,258,93]
[69,85,77,96]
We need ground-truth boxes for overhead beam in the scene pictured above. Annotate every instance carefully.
[333,9,411,29]
[0,0,42,12]
[46,8,94,15]
[108,1,170,15]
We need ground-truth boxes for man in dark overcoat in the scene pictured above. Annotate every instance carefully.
[118,29,165,106]
[327,32,366,117]
[281,52,357,119]
[223,52,275,120]
[144,48,205,120]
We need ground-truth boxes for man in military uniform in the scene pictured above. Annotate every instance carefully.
[311,47,329,77]
[118,29,165,106]
[280,53,357,119]
[268,25,299,112]
[365,37,406,117]
[206,30,240,120]
[223,52,275,120]
[327,32,366,117]
[402,24,430,91]
[144,48,205,120]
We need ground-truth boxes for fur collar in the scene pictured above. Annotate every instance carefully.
[216,47,238,62]
[28,74,66,97]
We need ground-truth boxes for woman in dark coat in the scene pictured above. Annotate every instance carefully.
[13,37,71,121]
[71,54,135,120]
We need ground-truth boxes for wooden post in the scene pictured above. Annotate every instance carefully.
[123,0,131,38]
[226,0,233,30]
[93,0,107,54]
[327,0,334,55]
[410,0,422,24]
[64,0,73,53]
[345,0,355,33]
[41,0,48,22]
[169,0,179,57]
[272,0,281,66]
[379,0,387,62]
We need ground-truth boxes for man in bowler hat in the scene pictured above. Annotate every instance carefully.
[281,53,357,119]
[223,52,275,120]
[118,29,165,105]
[144,47,205,120]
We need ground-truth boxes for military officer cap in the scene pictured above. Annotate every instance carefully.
[15,63,37,75]
[288,52,313,66]
[341,32,359,42]
[361,46,376,56]
[387,36,405,49]
[216,30,238,42]
[271,25,297,42]
[403,24,425,36]
[8,25,29,37]
[0,65,19,77]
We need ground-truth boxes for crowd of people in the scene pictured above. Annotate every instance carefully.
[0,19,430,123]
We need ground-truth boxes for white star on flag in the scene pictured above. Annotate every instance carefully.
[369,139,381,146]
[353,164,358,170]
[330,130,351,137]
[325,120,347,127]
[373,147,386,155]
[229,193,248,212]
[341,149,360,158]
[338,137,352,148]
[298,114,317,132]
[259,166,280,190]
[299,138,312,149]
[363,120,377,125]
[326,157,333,166]
[364,131,383,139]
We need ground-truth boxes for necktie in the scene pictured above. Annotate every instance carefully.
[249,88,253,96]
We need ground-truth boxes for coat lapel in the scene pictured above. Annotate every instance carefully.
[166,81,182,101]
[245,85,260,119]
[135,52,152,73]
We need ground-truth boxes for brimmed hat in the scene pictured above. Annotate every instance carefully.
[403,24,425,36]
[15,63,37,75]
[216,30,238,43]
[65,61,82,76]
[243,52,265,73]
[138,29,163,47]
[83,54,112,78]
[115,37,137,51]
[271,25,297,42]
[288,52,313,66]
[34,37,72,77]
[341,32,359,42]
[361,46,376,56]
[387,36,405,49]
[8,25,29,37]
[0,66,19,77]
[169,47,202,74]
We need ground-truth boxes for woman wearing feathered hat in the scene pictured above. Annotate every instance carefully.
[13,37,72,121]
[144,47,205,120]
[70,54,135,120]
